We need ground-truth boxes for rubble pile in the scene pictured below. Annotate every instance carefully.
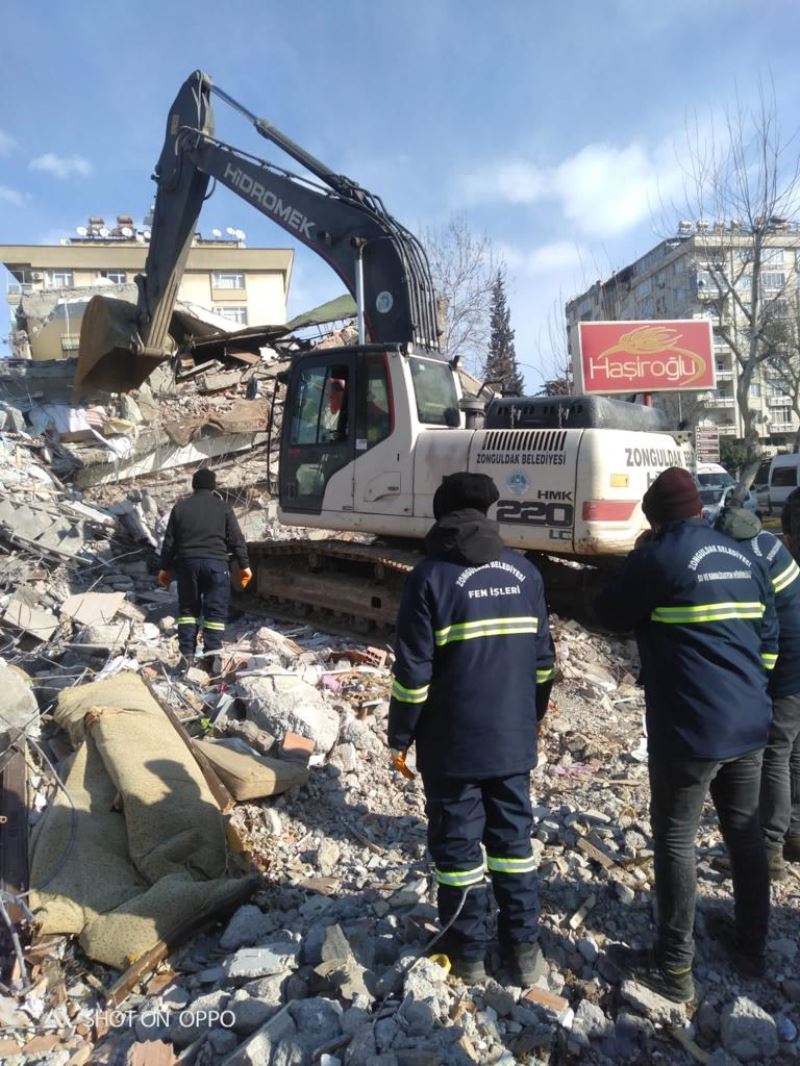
[0,347,796,1064]
[0,573,798,1065]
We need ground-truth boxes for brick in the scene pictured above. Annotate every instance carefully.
[280,732,314,763]
[523,986,570,1014]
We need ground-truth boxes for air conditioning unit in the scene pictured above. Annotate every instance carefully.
[31,272,44,281]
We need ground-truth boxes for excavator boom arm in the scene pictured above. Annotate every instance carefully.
[77,71,439,391]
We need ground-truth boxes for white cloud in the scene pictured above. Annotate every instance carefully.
[0,130,16,157]
[460,138,684,239]
[30,153,93,180]
[0,186,24,206]
[501,239,587,276]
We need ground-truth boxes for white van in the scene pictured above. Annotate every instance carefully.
[761,454,800,514]
[696,462,736,491]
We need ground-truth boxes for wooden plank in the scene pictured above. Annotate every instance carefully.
[0,733,28,923]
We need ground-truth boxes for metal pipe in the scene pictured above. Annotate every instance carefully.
[353,238,367,345]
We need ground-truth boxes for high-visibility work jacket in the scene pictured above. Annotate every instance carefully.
[388,548,555,779]
[747,530,800,698]
[595,518,778,760]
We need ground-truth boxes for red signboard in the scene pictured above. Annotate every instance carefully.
[577,320,715,394]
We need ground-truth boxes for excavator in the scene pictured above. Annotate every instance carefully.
[78,71,692,626]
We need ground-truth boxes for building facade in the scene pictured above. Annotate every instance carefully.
[1,214,294,359]
[565,223,800,449]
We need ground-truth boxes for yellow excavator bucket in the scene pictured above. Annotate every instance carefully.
[75,294,172,393]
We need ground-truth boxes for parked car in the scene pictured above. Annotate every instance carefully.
[759,454,800,515]
[700,483,760,524]
[696,462,736,493]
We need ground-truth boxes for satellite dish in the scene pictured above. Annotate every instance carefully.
[236,229,246,241]
[99,226,109,237]
[76,226,88,237]
[143,228,151,240]
[212,228,222,238]
[121,226,133,238]
[226,227,236,236]
[135,233,145,242]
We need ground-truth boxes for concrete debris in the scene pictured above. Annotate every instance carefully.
[0,427,795,1066]
[720,997,780,1062]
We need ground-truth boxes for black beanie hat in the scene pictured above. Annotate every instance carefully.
[433,472,499,520]
[642,467,702,524]
[192,468,217,491]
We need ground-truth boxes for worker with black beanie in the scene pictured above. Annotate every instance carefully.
[387,472,556,986]
[595,467,777,1001]
[159,468,251,668]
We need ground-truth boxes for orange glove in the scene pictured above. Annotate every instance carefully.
[239,567,253,590]
[157,570,173,589]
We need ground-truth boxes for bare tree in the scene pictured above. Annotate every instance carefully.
[764,292,800,451]
[535,291,575,395]
[670,83,800,461]
[420,215,498,374]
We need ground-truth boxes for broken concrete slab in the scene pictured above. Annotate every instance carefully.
[238,674,340,753]
[60,591,125,627]
[2,596,59,642]
[0,662,39,741]
[223,942,301,982]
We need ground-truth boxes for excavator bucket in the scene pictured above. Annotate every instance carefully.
[75,294,172,394]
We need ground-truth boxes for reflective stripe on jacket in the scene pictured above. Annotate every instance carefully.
[748,529,800,698]
[595,518,777,760]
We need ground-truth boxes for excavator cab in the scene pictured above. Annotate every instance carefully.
[280,348,397,514]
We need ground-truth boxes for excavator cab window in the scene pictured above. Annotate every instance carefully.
[281,356,355,514]
[409,357,460,427]
[360,354,393,447]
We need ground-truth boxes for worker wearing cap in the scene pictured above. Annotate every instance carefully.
[595,467,777,1002]
[387,472,556,986]
[714,503,800,878]
[158,468,252,667]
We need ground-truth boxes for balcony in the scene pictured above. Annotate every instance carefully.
[706,396,736,408]
[768,396,792,406]
[717,425,737,436]
[770,421,795,432]
[714,369,734,381]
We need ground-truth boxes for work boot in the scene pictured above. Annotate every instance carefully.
[784,836,800,863]
[448,954,488,984]
[506,942,547,987]
[710,848,787,882]
[704,912,766,978]
[607,945,694,1003]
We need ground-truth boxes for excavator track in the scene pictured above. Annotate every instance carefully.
[248,539,419,634]
[247,537,618,637]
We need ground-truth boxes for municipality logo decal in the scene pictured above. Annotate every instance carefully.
[506,473,528,495]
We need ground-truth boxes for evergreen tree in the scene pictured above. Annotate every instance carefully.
[484,270,524,395]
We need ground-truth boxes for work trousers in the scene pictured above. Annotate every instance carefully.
[176,558,230,657]
[422,772,538,961]
[649,749,769,973]
[761,691,800,849]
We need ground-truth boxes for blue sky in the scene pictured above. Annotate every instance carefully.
[2,0,800,384]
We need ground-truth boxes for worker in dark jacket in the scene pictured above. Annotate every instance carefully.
[388,472,555,985]
[715,503,800,875]
[159,468,252,665]
[595,467,778,1002]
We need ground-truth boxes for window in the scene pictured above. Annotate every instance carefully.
[289,364,350,446]
[409,357,459,426]
[736,273,752,292]
[769,381,788,397]
[100,270,127,284]
[636,277,653,297]
[762,248,785,266]
[211,271,245,290]
[363,356,392,447]
[49,271,74,288]
[771,407,792,426]
[750,382,761,398]
[771,464,798,487]
[217,306,248,325]
[762,272,785,290]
